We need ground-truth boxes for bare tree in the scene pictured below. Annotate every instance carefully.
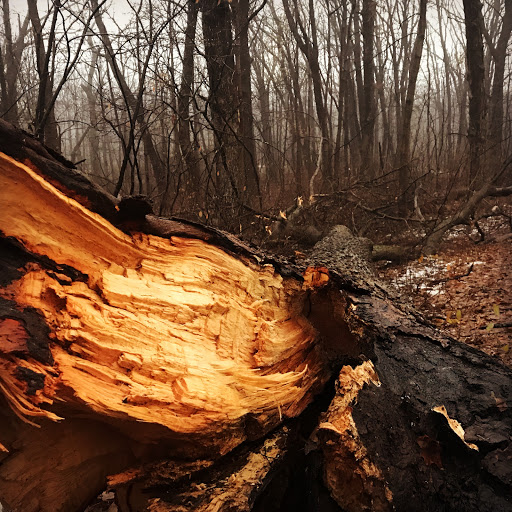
[91,0,169,201]
[487,0,512,166]
[463,0,487,188]
[26,0,61,150]
[395,0,427,213]
[361,0,377,177]
[177,0,201,202]
[199,0,261,211]
[282,0,333,188]
[0,0,29,124]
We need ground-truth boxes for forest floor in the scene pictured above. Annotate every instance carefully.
[377,219,512,368]
[259,201,512,369]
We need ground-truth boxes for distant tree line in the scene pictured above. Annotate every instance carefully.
[0,0,511,232]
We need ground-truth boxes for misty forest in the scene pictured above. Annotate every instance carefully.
[0,0,511,511]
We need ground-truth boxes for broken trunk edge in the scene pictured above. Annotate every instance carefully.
[0,124,511,512]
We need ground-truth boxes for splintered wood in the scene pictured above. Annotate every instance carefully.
[2,144,512,512]
[315,361,393,512]
[0,152,327,453]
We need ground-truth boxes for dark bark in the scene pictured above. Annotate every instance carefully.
[396,0,427,214]
[199,0,260,209]
[463,0,487,188]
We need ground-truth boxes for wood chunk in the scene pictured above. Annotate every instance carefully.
[0,129,511,512]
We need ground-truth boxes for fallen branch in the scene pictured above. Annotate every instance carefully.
[422,158,512,254]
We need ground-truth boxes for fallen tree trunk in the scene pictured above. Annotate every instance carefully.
[0,121,511,512]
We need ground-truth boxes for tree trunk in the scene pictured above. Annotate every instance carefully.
[233,0,259,202]
[0,121,511,512]
[252,52,274,188]
[0,1,29,125]
[200,0,261,210]
[177,0,201,204]
[488,0,512,169]
[463,0,487,189]
[396,0,427,215]
[361,0,377,178]
[27,0,61,152]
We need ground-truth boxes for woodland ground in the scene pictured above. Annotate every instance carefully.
[377,218,512,368]
[257,200,512,370]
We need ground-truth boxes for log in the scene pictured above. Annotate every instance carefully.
[0,122,511,512]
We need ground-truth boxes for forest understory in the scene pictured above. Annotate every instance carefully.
[379,218,512,369]
[255,197,512,369]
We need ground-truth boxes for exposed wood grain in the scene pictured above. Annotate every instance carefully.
[1,127,511,512]
[0,150,340,511]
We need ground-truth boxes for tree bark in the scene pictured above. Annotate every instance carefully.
[27,0,61,152]
[0,1,29,125]
[361,0,377,177]
[233,0,258,198]
[199,0,261,209]
[177,0,201,202]
[463,0,487,189]
[0,121,511,512]
[396,0,427,214]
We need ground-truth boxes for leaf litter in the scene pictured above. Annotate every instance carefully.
[379,228,512,368]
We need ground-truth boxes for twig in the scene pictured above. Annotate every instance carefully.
[424,263,475,288]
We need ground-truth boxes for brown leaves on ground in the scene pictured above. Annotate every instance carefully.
[379,232,512,368]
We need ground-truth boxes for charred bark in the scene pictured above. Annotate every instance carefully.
[0,122,511,512]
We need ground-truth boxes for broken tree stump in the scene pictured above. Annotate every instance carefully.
[0,120,511,512]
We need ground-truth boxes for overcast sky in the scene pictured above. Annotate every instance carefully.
[7,0,133,31]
